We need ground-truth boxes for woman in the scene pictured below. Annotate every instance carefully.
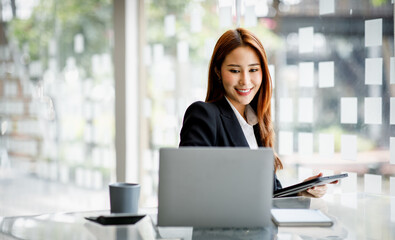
[179,28,330,198]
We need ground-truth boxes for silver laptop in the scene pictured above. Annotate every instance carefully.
[157,147,274,228]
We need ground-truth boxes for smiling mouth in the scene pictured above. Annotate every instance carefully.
[235,88,253,95]
[236,88,252,93]
[237,89,251,93]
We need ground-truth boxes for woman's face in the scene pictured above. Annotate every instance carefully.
[220,46,262,114]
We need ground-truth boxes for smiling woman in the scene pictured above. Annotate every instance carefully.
[179,28,334,198]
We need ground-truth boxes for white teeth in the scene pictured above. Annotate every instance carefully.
[237,89,250,93]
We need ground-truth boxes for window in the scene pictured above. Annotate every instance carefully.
[141,0,394,206]
[0,0,114,215]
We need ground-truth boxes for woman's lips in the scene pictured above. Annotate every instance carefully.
[236,88,252,96]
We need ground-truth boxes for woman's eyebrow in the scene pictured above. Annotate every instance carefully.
[226,63,260,67]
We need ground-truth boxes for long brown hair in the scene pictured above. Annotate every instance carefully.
[205,28,283,172]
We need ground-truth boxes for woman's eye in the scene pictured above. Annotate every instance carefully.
[250,68,259,72]
[230,69,240,73]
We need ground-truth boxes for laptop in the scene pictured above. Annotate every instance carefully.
[157,147,274,228]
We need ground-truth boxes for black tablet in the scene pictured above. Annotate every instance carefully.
[273,173,348,198]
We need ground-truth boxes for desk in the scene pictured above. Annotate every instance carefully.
[0,193,394,240]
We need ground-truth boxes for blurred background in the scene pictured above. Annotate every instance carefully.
[0,0,394,216]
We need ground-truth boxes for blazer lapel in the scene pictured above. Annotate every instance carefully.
[216,98,249,147]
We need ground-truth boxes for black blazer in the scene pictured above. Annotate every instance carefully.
[179,97,283,193]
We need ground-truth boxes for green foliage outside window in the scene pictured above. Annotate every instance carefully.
[8,0,112,79]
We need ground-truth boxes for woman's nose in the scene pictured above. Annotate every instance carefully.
[239,71,250,85]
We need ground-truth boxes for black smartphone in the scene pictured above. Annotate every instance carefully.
[85,214,146,225]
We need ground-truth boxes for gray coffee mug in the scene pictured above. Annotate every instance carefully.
[109,183,140,214]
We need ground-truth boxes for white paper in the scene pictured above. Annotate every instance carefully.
[341,97,358,124]
[177,41,189,63]
[365,19,382,47]
[364,174,382,194]
[298,132,313,156]
[391,57,395,84]
[319,0,335,15]
[319,61,334,88]
[299,27,314,53]
[164,15,176,37]
[280,98,293,122]
[365,58,382,85]
[245,5,257,27]
[269,65,275,88]
[271,209,332,225]
[219,6,232,28]
[279,131,293,156]
[391,98,395,125]
[298,98,313,123]
[364,97,382,124]
[391,177,395,196]
[341,172,357,193]
[341,134,357,161]
[319,133,334,158]
[390,137,395,164]
[299,62,314,87]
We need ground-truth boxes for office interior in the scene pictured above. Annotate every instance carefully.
[0,0,394,229]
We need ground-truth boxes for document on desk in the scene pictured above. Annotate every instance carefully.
[271,209,333,227]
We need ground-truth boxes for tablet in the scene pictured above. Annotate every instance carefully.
[273,173,348,198]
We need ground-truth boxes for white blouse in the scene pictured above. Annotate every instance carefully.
[225,97,259,149]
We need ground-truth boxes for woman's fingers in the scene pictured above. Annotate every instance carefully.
[299,172,339,198]
[303,172,323,182]
[307,184,327,198]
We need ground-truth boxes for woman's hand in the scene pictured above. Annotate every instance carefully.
[298,172,339,198]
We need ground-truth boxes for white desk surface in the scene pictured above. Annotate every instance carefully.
[1,193,394,240]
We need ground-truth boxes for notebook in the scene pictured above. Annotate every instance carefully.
[157,147,274,228]
[271,209,333,227]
